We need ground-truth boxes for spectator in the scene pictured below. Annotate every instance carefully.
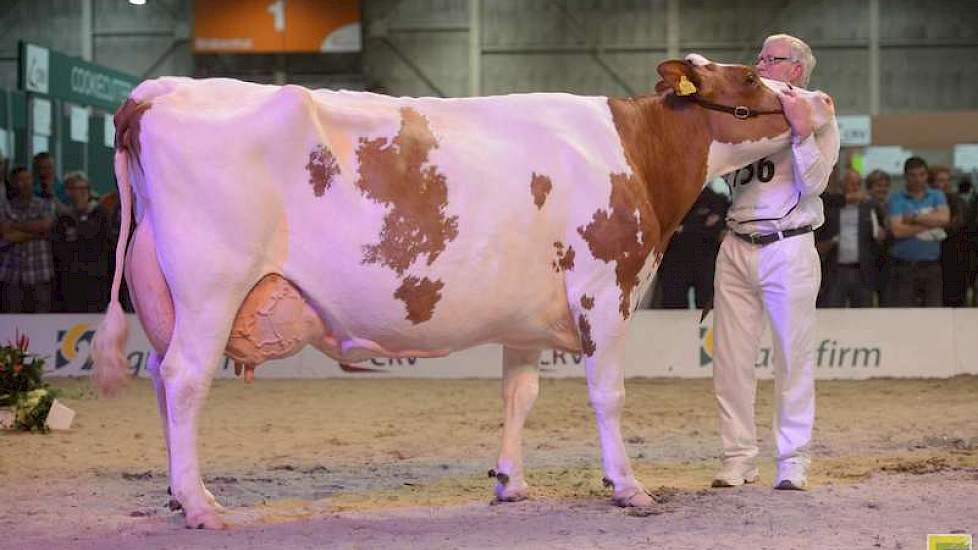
[815,169,845,307]
[884,157,948,307]
[821,169,886,307]
[865,170,893,304]
[0,166,55,313]
[867,168,891,207]
[655,186,728,309]
[52,171,112,312]
[963,178,978,306]
[929,166,969,306]
[32,152,68,214]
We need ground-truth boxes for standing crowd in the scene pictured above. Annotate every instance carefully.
[654,158,978,310]
[0,152,125,313]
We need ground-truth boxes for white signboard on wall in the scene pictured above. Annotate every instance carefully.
[837,115,872,146]
[953,144,978,172]
[24,43,50,94]
[863,146,911,175]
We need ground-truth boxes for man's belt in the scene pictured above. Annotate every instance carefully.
[732,225,813,246]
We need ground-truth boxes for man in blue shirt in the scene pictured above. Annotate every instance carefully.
[885,157,949,307]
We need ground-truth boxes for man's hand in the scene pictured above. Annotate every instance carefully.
[778,86,814,141]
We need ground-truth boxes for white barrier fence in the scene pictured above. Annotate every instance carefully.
[1,309,975,380]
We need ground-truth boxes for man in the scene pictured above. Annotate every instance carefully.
[864,170,893,304]
[0,166,55,312]
[657,186,729,309]
[712,34,839,491]
[33,152,67,214]
[929,166,969,307]
[884,157,948,307]
[52,171,112,312]
[820,169,886,307]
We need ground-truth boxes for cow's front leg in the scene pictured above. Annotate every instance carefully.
[580,314,653,507]
[491,347,541,502]
[160,319,234,529]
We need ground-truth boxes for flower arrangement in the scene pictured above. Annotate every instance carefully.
[0,331,58,433]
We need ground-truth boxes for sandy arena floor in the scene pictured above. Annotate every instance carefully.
[1,375,976,549]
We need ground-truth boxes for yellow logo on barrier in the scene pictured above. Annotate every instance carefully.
[55,323,95,370]
[929,534,973,550]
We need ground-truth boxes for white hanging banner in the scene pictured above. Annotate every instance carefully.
[104,114,115,148]
[70,105,90,143]
[32,97,52,137]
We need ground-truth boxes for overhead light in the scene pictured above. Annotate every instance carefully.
[129,0,146,5]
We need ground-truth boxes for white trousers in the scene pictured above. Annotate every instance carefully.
[712,231,820,465]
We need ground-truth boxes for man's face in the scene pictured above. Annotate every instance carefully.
[36,158,54,182]
[755,40,802,85]
[869,178,890,202]
[905,166,928,193]
[930,170,951,192]
[14,170,33,198]
[843,170,861,194]
[66,178,91,208]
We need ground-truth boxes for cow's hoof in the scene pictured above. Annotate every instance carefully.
[612,487,654,508]
[184,509,226,530]
[494,481,530,502]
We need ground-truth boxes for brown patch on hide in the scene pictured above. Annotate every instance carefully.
[552,242,576,273]
[580,294,594,310]
[394,275,445,324]
[530,173,552,209]
[577,314,596,357]
[356,107,459,276]
[307,145,341,197]
[577,172,659,320]
[114,98,152,162]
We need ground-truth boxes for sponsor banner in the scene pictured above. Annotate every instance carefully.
[19,42,139,111]
[0,309,969,380]
[953,309,978,376]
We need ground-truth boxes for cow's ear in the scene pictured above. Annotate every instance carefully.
[656,60,699,97]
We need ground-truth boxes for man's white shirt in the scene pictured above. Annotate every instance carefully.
[723,127,840,235]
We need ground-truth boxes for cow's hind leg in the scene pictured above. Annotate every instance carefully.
[147,351,221,512]
[491,347,541,502]
[576,302,653,507]
[159,306,242,529]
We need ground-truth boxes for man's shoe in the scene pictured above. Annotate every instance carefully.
[774,460,808,491]
[711,461,759,488]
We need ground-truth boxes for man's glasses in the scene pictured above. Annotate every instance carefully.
[755,55,796,66]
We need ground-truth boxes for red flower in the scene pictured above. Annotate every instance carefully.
[13,363,22,374]
[16,330,29,353]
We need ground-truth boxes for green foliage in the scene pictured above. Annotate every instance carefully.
[0,330,58,433]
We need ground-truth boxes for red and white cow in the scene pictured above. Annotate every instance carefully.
[93,54,837,529]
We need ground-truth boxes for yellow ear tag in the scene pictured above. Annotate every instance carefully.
[677,75,697,96]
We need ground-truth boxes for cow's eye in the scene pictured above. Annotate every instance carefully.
[745,73,757,85]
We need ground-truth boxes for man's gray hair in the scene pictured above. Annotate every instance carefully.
[64,170,89,187]
[764,33,816,87]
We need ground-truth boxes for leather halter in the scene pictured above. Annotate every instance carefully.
[687,95,784,120]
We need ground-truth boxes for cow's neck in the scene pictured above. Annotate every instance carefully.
[607,95,711,245]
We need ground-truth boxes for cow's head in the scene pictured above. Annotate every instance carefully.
[656,53,836,179]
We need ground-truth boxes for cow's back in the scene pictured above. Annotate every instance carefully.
[132,78,635,356]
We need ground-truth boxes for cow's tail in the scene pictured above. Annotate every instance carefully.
[92,149,134,397]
